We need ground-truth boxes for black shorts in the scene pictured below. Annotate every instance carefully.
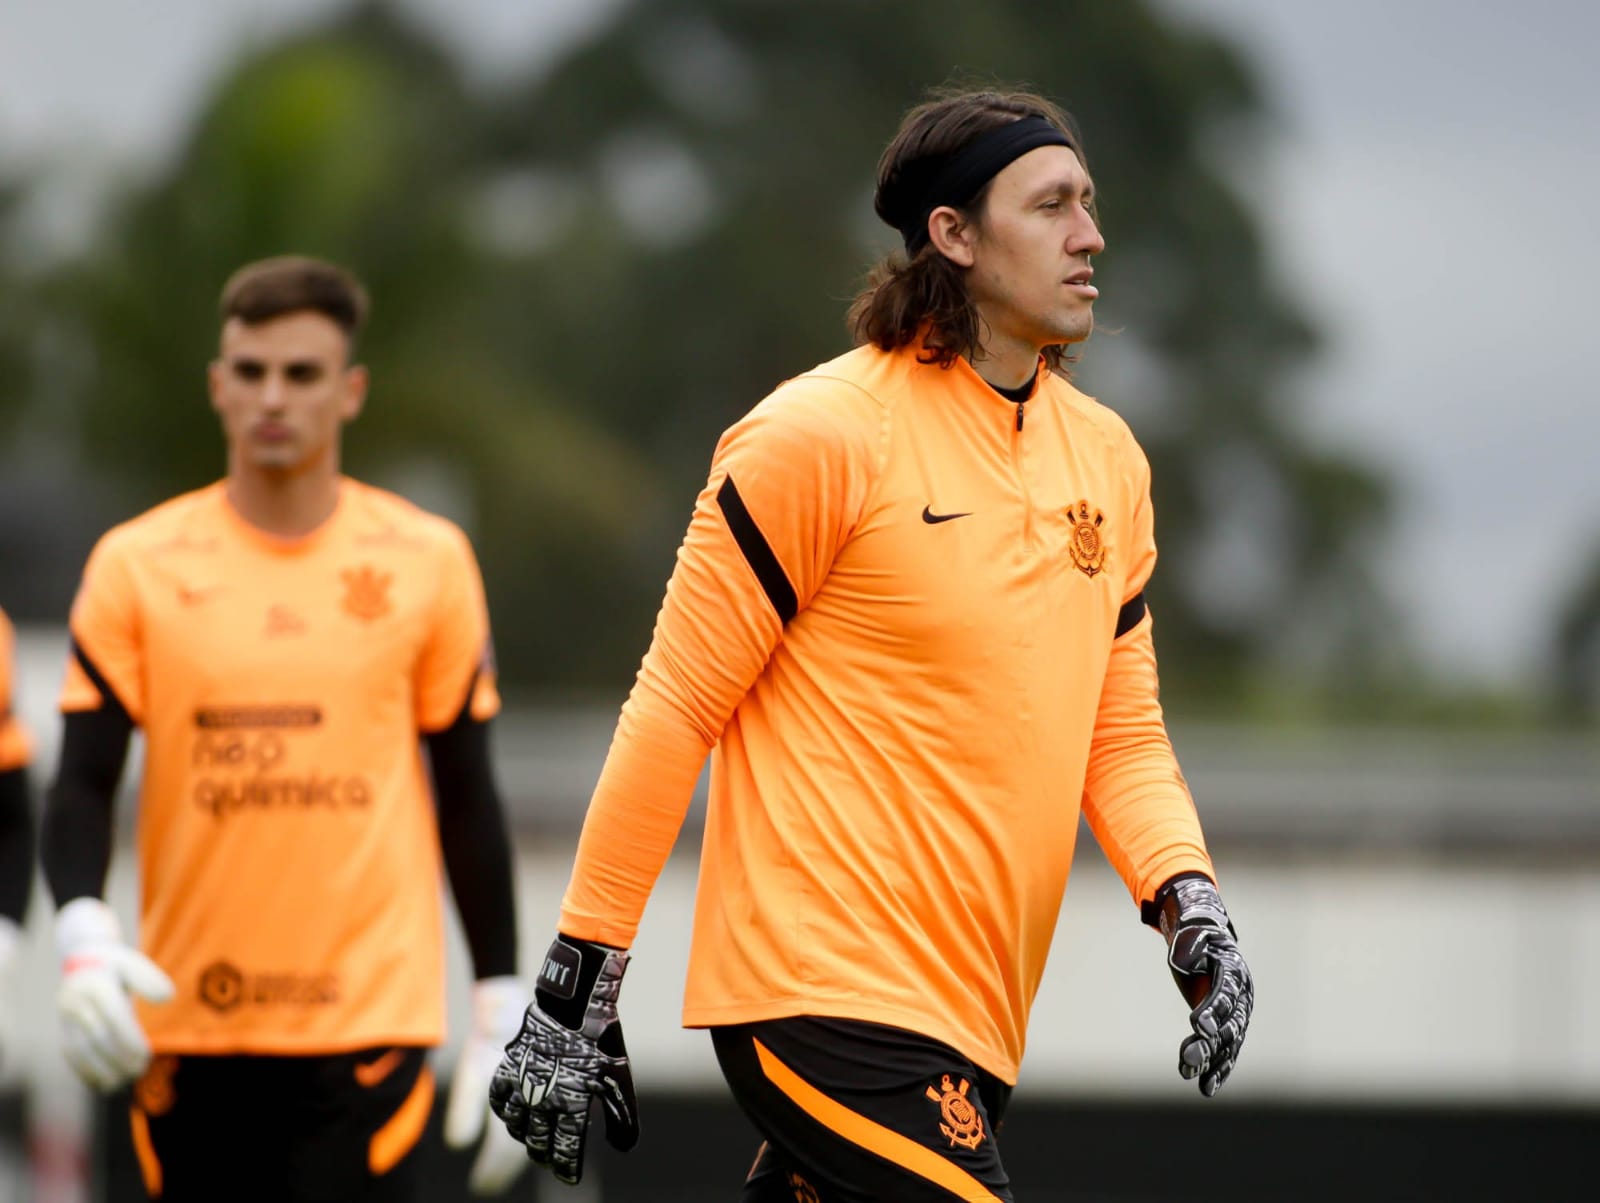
[127,1046,432,1202]
[712,1016,1016,1202]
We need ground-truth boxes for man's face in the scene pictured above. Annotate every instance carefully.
[962,145,1106,354]
[209,311,365,472]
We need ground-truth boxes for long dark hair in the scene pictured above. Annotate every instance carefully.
[848,88,1089,372]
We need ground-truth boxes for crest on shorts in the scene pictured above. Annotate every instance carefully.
[1066,498,1109,579]
[787,1172,821,1203]
[135,1055,179,1116]
[341,564,393,622]
[926,1074,985,1150]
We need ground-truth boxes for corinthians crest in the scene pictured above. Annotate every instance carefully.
[341,564,393,622]
[1066,498,1109,578]
[926,1074,985,1150]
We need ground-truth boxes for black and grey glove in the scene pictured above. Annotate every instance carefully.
[1152,874,1254,1097]
[488,935,639,1185]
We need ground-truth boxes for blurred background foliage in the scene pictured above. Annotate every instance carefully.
[1,0,1589,720]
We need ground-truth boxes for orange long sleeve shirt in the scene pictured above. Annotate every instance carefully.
[562,342,1213,1082]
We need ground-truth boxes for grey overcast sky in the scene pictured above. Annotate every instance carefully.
[2,0,1596,689]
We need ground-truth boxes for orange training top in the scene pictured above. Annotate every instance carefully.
[0,608,30,772]
[560,343,1215,1084]
[59,479,499,1054]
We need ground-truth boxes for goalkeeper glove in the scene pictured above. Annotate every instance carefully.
[1154,874,1254,1097]
[489,934,639,1185]
[55,897,174,1091]
[444,976,533,1195]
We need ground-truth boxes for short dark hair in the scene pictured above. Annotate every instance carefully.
[218,256,370,344]
[848,87,1090,373]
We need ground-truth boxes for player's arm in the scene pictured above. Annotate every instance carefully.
[491,377,879,1185]
[558,378,879,949]
[428,706,517,983]
[411,529,529,1195]
[0,767,35,927]
[0,612,37,930]
[0,675,36,1065]
[1079,433,1253,1097]
[41,546,175,1092]
[39,657,131,906]
[427,699,529,1195]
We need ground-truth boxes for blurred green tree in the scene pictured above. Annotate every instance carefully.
[487,0,1395,707]
[35,3,664,691]
[31,0,1395,708]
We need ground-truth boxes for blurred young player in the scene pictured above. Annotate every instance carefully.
[491,88,1255,1200]
[0,606,37,1071]
[41,257,529,1200]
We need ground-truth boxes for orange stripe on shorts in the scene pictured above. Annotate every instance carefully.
[752,1037,1003,1202]
[368,1065,434,1176]
[129,1106,163,1198]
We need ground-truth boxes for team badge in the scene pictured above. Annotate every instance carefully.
[135,1055,179,1116]
[926,1073,985,1150]
[341,564,393,622]
[787,1172,821,1203]
[1066,498,1109,579]
[198,961,245,1014]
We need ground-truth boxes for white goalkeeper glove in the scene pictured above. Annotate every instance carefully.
[444,975,532,1194]
[55,897,174,1091]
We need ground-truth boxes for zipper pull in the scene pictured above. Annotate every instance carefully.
[1016,401,1025,432]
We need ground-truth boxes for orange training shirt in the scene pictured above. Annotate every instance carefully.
[0,608,30,773]
[59,479,499,1055]
[561,343,1215,1084]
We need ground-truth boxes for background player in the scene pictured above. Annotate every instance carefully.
[491,87,1255,1200]
[40,256,529,1200]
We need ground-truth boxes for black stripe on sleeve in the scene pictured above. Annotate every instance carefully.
[1114,592,1148,640]
[71,639,134,724]
[716,476,798,625]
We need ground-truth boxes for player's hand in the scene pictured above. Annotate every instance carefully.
[1155,875,1253,1097]
[54,897,174,1092]
[445,976,532,1195]
[489,935,638,1185]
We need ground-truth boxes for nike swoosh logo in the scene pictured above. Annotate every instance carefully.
[177,585,226,605]
[921,506,971,525]
[353,1048,404,1088]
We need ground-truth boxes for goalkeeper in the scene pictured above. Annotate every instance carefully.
[40,257,530,1201]
[494,85,1254,1201]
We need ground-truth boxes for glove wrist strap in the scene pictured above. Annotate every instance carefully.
[1153,874,1231,943]
[535,934,627,1032]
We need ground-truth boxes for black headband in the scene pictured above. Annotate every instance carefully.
[892,115,1074,254]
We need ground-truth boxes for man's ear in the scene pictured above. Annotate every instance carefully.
[927,205,977,268]
[341,363,369,422]
[206,359,225,415]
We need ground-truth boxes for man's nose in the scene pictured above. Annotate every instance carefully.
[1072,212,1106,257]
[259,372,288,410]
